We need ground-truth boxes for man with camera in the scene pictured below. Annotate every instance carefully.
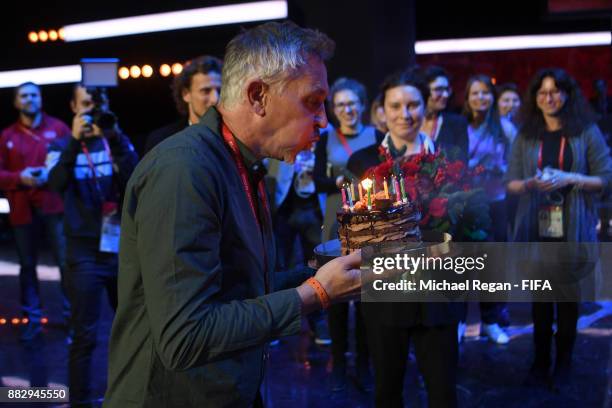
[46,84,138,406]
[0,81,71,342]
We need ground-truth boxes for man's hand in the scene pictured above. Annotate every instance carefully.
[72,111,101,140]
[297,250,362,312]
[20,167,42,187]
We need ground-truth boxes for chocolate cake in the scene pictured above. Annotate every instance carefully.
[337,194,421,255]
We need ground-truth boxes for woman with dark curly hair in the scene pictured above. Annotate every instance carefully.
[506,68,612,389]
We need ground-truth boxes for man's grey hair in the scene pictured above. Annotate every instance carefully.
[219,21,335,108]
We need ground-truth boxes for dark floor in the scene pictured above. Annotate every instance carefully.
[0,244,611,408]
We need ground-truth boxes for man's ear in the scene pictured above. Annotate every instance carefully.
[246,80,269,117]
[182,87,191,104]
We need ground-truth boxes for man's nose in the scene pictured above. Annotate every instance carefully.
[315,105,328,129]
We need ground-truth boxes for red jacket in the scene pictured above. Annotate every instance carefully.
[0,113,70,225]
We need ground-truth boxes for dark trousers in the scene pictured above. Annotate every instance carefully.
[66,238,118,404]
[459,199,509,326]
[459,302,505,325]
[532,302,578,370]
[274,197,322,269]
[13,210,69,323]
[366,322,458,408]
[328,301,369,368]
[274,194,326,327]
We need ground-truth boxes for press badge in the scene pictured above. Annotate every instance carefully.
[538,204,564,238]
[100,201,120,253]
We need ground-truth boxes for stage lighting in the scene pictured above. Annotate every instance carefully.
[0,318,6,325]
[28,32,38,43]
[49,30,58,41]
[142,65,153,78]
[415,32,611,54]
[130,65,141,78]
[171,63,182,75]
[58,28,65,40]
[38,31,48,42]
[61,1,288,42]
[159,64,171,77]
[118,67,130,80]
[0,65,81,88]
[11,318,19,325]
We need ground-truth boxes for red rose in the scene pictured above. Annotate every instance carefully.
[401,161,421,176]
[370,160,393,184]
[419,212,431,226]
[445,161,465,183]
[434,169,447,188]
[429,197,448,218]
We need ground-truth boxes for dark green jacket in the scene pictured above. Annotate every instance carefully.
[104,108,303,407]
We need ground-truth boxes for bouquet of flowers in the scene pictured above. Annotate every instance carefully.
[365,147,491,241]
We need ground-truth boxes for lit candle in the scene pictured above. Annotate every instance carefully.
[341,185,347,207]
[383,178,389,199]
[400,174,407,202]
[372,176,376,194]
[361,178,373,210]
[393,176,401,202]
[358,182,363,201]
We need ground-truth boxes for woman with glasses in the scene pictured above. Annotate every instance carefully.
[313,77,378,392]
[460,74,517,344]
[420,66,469,162]
[506,68,612,389]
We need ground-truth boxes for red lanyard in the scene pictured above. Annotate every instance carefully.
[538,136,566,170]
[220,123,269,229]
[335,129,354,157]
[81,137,114,201]
[18,124,43,142]
[221,122,270,293]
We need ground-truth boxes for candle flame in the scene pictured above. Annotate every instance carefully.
[361,178,373,190]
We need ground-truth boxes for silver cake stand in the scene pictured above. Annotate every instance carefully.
[313,230,453,268]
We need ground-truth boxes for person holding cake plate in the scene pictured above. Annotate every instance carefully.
[347,68,460,408]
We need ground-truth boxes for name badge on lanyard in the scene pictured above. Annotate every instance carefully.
[537,136,566,239]
[100,201,121,253]
[538,196,564,238]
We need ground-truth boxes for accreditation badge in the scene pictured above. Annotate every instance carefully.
[100,201,120,253]
[538,193,564,239]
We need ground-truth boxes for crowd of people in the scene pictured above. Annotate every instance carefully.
[0,20,611,408]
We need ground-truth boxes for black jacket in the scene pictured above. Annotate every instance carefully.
[436,112,469,163]
[143,119,188,155]
[104,108,302,408]
[47,133,138,239]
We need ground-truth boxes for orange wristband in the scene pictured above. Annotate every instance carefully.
[306,277,330,310]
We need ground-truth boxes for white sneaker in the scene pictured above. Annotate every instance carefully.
[457,322,467,343]
[481,323,509,344]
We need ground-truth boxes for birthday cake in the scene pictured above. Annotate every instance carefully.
[337,189,421,255]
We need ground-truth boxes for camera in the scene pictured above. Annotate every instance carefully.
[87,87,117,130]
[80,58,119,131]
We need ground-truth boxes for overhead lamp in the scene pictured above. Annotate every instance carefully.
[61,1,287,42]
[415,31,612,54]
